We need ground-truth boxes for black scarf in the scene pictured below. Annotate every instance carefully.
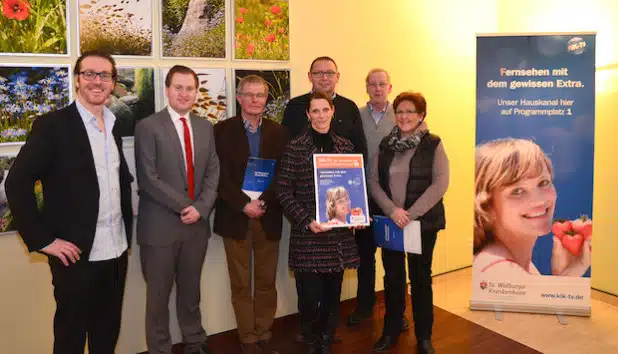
[385,126,428,152]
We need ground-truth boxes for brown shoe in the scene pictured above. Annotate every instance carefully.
[241,342,262,354]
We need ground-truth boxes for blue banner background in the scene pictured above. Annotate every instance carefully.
[476,34,595,277]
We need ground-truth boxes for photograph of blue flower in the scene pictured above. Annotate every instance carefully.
[234,69,289,123]
[0,64,71,144]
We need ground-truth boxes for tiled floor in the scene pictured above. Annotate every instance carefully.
[433,267,618,354]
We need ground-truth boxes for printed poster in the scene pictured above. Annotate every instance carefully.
[313,154,369,228]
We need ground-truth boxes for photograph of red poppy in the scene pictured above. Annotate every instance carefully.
[0,0,68,55]
[234,0,289,61]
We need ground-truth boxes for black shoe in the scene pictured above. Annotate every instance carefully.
[297,331,342,344]
[373,334,399,352]
[401,316,410,332]
[346,309,372,326]
[417,339,435,354]
[305,340,321,354]
[185,343,212,354]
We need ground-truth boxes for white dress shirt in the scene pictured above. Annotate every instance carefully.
[167,106,195,171]
[75,99,127,261]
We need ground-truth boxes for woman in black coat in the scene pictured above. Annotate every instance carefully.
[276,90,363,354]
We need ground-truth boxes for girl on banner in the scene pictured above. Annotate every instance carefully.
[369,91,449,354]
[276,90,364,354]
[474,138,592,277]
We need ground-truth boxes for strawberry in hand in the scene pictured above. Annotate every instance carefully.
[551,220,572,241]
[551,215,592,277]
[571,215,592,240]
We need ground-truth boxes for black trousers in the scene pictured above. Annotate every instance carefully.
[353,226,377,311]
[48,251,128,354]
[295,271,344,345]
[381,230,438,339]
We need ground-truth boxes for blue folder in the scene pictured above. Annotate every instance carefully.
[242,157,276,199]
[372,215,421,254]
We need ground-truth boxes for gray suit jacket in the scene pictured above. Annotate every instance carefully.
[135,108,220,246]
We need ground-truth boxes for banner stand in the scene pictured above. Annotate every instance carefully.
[472,32,595,317]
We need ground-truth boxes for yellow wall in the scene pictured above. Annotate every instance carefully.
[288,0,498,274]
[1,0,617,353]
[495,0,618,296]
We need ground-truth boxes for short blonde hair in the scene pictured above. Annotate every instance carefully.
[325,186,350,219]
[474,138,554,253]
[365,68,391,84]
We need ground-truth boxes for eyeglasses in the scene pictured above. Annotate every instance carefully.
[79,71,114,82]
[395,110,419,116]
[367,83,389,88]
[311,71,337,78]
[239,92,267,99]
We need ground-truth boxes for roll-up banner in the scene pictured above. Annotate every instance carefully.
[472,33,595,316]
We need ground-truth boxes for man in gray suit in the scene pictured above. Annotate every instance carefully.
[135,65,220,354]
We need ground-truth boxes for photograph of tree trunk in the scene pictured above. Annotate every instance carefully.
[161,0,226,58]
[78,0,153,56]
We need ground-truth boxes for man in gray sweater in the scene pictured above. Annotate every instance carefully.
[347,69,408,329]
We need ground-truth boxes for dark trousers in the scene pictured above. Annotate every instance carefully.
[353,226,377,312]
[48,251,128,354]
[381,230,438,339]
[295,271,344,346]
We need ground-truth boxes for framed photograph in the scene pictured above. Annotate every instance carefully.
[0,0,69,55]
[160,0,226,58]
[0,64,72,144]
[111,67,157,136]
[233,0,289,61]
[234,69,289,123]
[78,0,154,56]
[160,67,227,124]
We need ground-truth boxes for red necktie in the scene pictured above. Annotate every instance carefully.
[179,117,194,199]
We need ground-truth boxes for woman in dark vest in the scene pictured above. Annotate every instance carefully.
[369,91,449,353]
[276,90,362,354]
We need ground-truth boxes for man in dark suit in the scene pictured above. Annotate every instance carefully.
[5,51,133,354]
[214,75,287,354]
[135,65,220,354]
[281,56,367,158]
